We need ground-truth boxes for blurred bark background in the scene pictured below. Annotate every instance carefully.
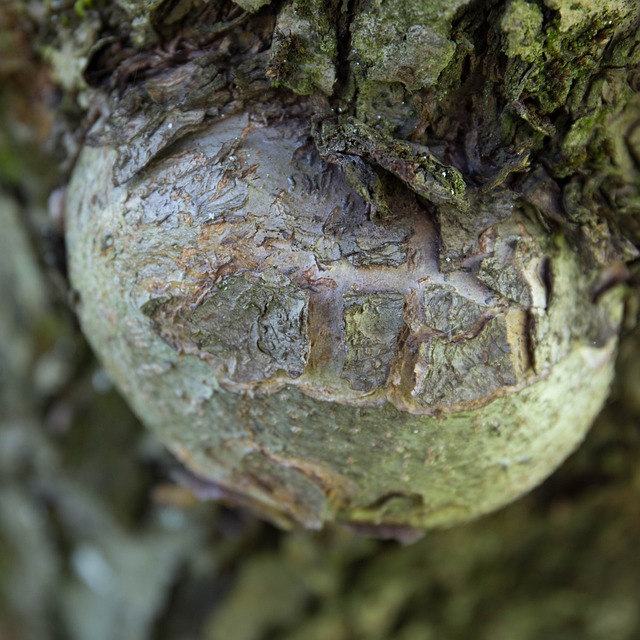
[1,1,640,639]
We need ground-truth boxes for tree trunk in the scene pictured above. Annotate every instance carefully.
[1,1,640,638]
[62,0,640,532]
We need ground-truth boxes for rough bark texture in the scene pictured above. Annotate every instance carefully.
[62,0,638,531]
[66,114,622,531]
[1,0,640,638]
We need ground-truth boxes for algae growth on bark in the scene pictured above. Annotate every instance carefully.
[63,0,639,535]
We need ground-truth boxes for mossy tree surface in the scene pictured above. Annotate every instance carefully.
[59,0,640,533]
[2,1,640,639]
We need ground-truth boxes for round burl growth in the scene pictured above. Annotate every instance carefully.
[66,112,622,533]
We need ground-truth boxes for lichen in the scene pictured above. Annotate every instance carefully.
[350,0,471,91]
[500,0,544,63]
[232,0,272,11]
[268,0,337,95]
[342,292,405,391]
[543,0,637,32]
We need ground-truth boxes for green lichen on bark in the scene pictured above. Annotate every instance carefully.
[233,0,272,11]
[184,274,310,383]
[414,314,519,408]
[350,0,470,92]
[268,0,337,95]
[501,0,544,63]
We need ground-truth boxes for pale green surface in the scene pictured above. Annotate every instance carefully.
[233,0,272,11]
[350,0,471,91]
[501,0,544,63]
[543,0,637,31]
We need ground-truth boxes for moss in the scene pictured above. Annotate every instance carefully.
[0,139,23,185]
[350,0,471,95]
[354,81,419,134]
[500,0,544,63]
[267,0,336,96]
[73,0,94,18]
[562,114,602,166]
[543,0,636,32]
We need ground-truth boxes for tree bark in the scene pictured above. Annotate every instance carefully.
[1,0,640,636]
[59,0,639,532]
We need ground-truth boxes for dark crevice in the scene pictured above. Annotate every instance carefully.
[540,256,554,308]
[85,1,276,92]
[524,308,537,373]
[344,521,425,544]
[330,0,360,110]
